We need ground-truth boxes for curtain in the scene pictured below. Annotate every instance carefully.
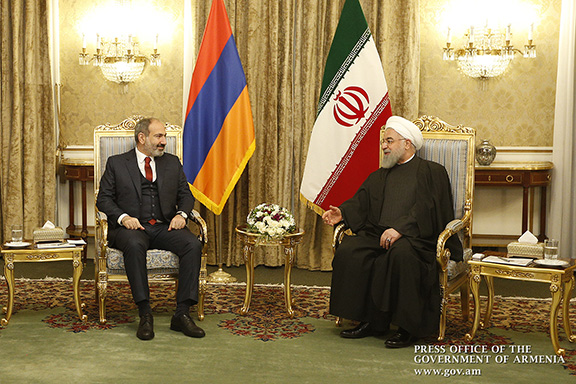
[192,0,419,270]
[0,0,56,243]
[549,0,576,259]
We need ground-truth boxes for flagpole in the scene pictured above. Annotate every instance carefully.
[207,214,236,283]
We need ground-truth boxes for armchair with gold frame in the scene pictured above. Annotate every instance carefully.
[93,115,208,324]
[332,115,475,341]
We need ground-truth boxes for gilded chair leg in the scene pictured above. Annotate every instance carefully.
[437,297,447,341]
[460,282,470,321]
[335,317,342,327]
[97,272,108,324]
[197,254,207,321]
[197,282,206,321]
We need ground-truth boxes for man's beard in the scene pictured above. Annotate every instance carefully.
[381,146,405,169]
[144,141,165,157]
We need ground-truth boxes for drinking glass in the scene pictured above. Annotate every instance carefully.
[544,239,559,260]
[11,224,23,243]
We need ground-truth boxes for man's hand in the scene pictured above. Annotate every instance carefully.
[322,205,343,226]
[121,216,144,230]
[168,214,187,231]
[380,228,402,249]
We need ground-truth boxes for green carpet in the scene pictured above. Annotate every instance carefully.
[0,278,574,384]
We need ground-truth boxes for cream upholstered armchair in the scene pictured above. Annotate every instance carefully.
[333,115,475,341]
[94,115,208,324]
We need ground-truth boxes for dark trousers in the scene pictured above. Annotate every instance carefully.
[112,222,202,306]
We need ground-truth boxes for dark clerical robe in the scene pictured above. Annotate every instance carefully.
[330,156,462,338]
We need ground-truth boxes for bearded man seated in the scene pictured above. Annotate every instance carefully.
[322,116,463,348]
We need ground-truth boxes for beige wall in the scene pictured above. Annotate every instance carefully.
[419,0,561,147]
[58,0,561,147]
[58,0,185,146]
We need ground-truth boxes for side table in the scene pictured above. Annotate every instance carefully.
[61,160,94,264]
[1,243,87,325]
[235,225,305,317]
[465,256,576,356]
[475,161,553,243]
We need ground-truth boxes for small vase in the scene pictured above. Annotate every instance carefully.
[476,139,497,166]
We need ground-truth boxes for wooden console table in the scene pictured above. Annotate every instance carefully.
[474,161,553,243]
[61,160,94,243]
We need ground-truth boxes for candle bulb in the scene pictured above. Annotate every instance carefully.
[96,34,101,49]
[469,26,474,44]
[446,27,451,44]
[82,33,86,49]
[154,33,159,50]
[506,24,511,41]
[528,23,533,41]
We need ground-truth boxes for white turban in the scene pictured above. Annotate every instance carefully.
[385,116,424,150]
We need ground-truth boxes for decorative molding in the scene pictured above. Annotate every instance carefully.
[94,115,181,132]
[414,115,476,134]
[495,269,535,279]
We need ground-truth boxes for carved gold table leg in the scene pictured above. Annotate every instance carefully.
[550,276,565,356]
[235,226,304,317]
[562,275,575,343]
[283,243,295,317]
[481,275,494,329]
[97,270,108,324]
[72,251,87,322]
[465,265,481,341]
[240,240,255,315]
[1,255,15,326]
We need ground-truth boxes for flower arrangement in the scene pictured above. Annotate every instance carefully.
[246,203,296,239]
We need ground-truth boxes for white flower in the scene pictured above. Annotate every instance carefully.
[246,203,296,239]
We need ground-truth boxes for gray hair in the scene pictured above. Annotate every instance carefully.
[134,117,160,143]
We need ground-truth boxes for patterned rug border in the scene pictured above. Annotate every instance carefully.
[3,276,573,303]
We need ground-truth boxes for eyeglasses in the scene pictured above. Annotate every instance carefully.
[380,138,406,146]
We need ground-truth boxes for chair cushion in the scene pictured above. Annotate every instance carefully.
[418,139,469,219]
[106,247,179,275]
[447,247,472,280]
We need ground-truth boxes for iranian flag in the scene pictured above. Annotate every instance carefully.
[300,0,392,214]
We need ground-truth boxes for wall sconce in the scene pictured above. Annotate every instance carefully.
[79,33,161,84]
[442,23,536,79]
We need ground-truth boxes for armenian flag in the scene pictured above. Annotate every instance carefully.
[183,0,255,215]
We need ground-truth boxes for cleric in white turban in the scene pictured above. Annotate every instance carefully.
[322,115,462,349]
[385,116,424,150]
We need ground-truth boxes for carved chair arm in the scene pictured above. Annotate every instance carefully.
[332,222,349,254]
[189,209,208,247]
[94,208,207,248]
[436,210,472,270]
[95,209,109,260]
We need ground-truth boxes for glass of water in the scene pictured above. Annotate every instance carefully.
[11,224,23,243]
[544,239,559,260]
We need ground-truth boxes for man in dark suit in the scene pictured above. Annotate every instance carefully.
[96,117,205,341]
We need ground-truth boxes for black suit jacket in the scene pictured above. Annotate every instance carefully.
[96,149,195,241]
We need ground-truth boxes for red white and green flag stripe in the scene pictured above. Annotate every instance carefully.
[300,0,392,214]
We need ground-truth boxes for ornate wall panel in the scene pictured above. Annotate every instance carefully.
[58,0,184,146]
[419,0,561,147]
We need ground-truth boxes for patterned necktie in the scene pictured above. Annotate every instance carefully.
[144,157,153,182]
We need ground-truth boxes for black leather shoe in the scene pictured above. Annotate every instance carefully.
[385,328,416,348]
[170,314,206,338]
[340,322,375,339]
[136,313,154,341]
